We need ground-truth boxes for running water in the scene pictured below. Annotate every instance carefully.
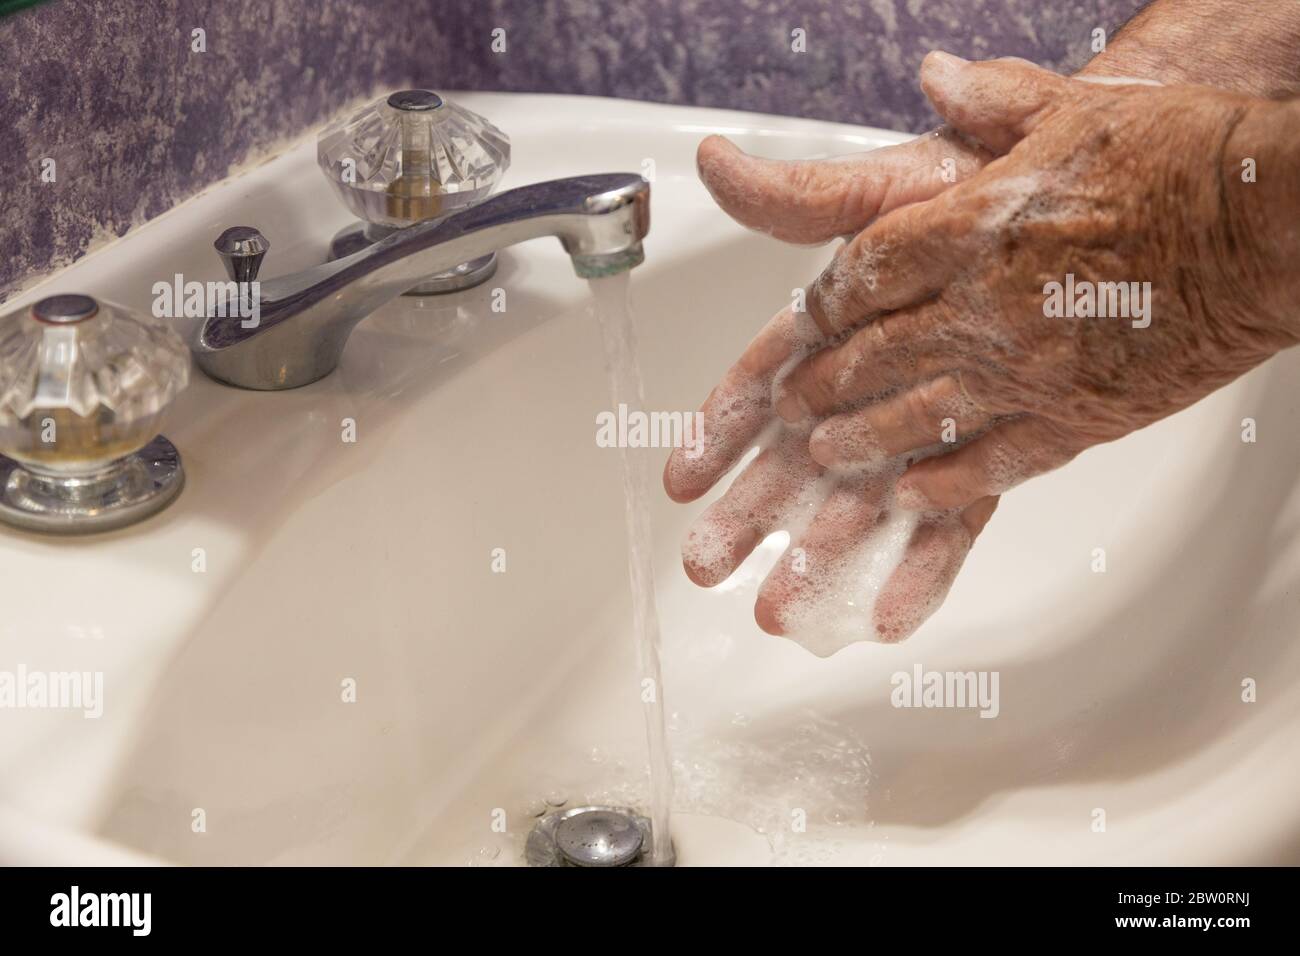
[590,273,675,865]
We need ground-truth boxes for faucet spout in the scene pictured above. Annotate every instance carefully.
[193,173,650,390]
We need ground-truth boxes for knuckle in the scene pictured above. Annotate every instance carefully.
[799,351,842,413]
[901,384,940,438]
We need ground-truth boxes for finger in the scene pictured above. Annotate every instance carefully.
[753,469,892,637]
[696,131,992,245]
[919,52,1073,154]
[873,495,999,642]
[895,416,1076,511]
[803,185,974,337]
[807,374,992,468]
[664,305,823,503]
[681,425,822,587]
[773,299,970,422]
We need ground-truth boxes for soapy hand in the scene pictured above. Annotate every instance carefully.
[777,54,1294,511]
[666,53,1298,649]
[663,130,1000,647]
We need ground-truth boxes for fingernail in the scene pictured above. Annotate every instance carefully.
[894,481,931,511]
[753,594,786,637]
[923,50,969,85]
[928,50,969,69]
[774,388,810,423]
[808,429,839,468]
[696,135,744,185]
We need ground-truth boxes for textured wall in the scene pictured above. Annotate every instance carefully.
[0,0,1150,297]
[0,0,462,298]
[450,0,1149,132]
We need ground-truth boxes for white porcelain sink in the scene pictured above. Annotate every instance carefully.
[1,93,1297,866]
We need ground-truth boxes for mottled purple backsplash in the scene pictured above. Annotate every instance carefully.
[0,0,1149,297]
[450,0,1149,132]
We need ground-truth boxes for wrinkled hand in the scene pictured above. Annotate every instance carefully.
[663,124,999,646]
[666,52,1295,649]
[776,53,1293,513]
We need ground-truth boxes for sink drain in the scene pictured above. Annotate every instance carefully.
[526,806,674,867]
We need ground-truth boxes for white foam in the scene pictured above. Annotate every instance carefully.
[525,709,878,866]
[684,310,953,653]
[1075,74,1163,87]
[779,475,921,657]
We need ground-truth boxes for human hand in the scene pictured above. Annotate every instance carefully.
[775,54,1296,514]
[664,131,1000,650]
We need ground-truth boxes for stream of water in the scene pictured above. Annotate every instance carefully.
[590,273,675,865]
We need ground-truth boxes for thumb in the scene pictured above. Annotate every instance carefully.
[696,131,989,245]
[920,52,1072,153]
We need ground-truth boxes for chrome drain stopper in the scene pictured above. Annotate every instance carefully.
[557,809,642,866]
[526,805,673,867]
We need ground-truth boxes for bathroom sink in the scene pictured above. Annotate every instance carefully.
[1,93,1297,866]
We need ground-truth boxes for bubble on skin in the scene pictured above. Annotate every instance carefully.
[830,239,889,301]
[934,380,984,421]
[684,228,1034,652]
[874,512,973,641]
[728,428,967,646]
[808,245,884,333]
[775,459,921,657]
[921,54,1060,137]
[974,170,1100,249]
[892,417,1039,512]
[1075,74,1163,87]
[679,307,837,585]
[833,352,873,395]
[893,481,933,511]
[668,371,773,494]
[809,414,886,470]
[681,420,807,585]
[787,304,826,349]
[668,305,826,501]
[979,429,1034,494]
[682,308,964,651]
[812,375,989,470]
[681,522,736,587]
[768,340,959,652]
[685,97,1078,647]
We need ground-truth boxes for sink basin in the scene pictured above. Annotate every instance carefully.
[1,93,1297,866]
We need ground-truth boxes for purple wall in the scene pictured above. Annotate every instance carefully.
[0,0,1149,297]
[451,0,1148,132]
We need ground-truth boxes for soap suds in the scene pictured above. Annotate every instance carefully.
[683,308,965,653]
[773,460,921,657]
[509,709,878,866]
[1075,75,1164,87]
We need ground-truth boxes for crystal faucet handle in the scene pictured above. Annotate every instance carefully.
[0,293,190,473]
[316,89,512,229]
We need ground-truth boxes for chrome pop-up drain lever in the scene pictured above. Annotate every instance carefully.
[0,294,189,534]
[526,806,675,867]
[317,89,511,294]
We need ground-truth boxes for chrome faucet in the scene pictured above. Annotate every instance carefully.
[195,173,650,390]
